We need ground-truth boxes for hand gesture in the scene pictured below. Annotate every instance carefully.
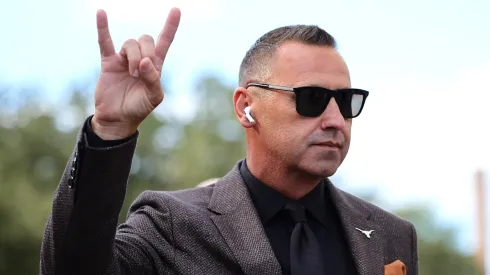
[91,8,181,140]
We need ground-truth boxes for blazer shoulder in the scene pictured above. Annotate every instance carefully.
[338,189,415,232]
[336,190,420,274]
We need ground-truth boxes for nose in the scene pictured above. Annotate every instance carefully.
[320,98,346,130]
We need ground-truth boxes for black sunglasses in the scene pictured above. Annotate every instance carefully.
[247,83,369,118]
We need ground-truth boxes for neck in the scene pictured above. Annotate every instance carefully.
[245,150,322,200]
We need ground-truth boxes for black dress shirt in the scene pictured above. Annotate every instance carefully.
[240,160,358,275]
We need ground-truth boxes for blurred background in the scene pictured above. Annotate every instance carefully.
[1,0,489,274]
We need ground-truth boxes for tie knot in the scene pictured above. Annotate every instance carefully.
[284,202,307,223]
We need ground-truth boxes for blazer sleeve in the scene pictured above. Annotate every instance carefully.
[40,117,173,275]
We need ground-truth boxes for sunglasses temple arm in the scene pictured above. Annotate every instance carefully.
[266,84,294,92]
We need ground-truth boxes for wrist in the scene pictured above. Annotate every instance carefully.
[91,117,138,140]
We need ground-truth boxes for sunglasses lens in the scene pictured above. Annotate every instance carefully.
[338,91,366,118]
[350,94,364,117]
[296,88,328,117]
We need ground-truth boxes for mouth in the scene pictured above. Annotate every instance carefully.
[312,141,342,149]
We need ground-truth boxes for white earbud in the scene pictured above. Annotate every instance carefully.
[244,106,255,123]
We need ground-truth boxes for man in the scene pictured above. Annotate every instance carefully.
[41,7,418,275]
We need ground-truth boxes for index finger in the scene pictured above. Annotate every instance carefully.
[96,9,116,57]
[154,8,181,70]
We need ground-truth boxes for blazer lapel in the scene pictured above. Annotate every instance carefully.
[327,181,385,275]
[208,162,282,275]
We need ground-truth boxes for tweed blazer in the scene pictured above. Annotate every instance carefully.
[40,128,419,275]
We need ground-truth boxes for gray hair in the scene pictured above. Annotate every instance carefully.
[238,25,337,87]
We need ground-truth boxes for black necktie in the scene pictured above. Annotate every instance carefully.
[285,201,325,275]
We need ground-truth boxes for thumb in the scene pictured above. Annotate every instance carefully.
[139,57,164,105]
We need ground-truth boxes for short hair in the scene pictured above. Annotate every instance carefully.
[238,25,337,87]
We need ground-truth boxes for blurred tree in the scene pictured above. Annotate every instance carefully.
[0,75,479,274]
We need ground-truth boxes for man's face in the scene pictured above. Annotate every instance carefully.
[252,41,352,178]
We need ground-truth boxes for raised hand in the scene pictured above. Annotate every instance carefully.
[91,8,181,140]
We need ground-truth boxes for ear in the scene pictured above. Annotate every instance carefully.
[233,87,256,128]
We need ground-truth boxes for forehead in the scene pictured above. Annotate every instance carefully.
[268,42,351,89]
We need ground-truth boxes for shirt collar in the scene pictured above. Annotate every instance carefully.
[298,179,329,227]
[240,160,288,224]
[240,159,329,227]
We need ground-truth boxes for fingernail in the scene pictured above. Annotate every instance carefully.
[132,70,139,77]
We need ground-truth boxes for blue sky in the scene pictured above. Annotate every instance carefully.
[2,0,490,261]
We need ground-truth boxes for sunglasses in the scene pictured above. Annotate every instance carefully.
[247,83,369,118]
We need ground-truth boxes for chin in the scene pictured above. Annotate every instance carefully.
[299,160,341,178]
[313,166,338,178]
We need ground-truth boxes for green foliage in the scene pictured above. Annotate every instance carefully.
[0,75,478,274]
